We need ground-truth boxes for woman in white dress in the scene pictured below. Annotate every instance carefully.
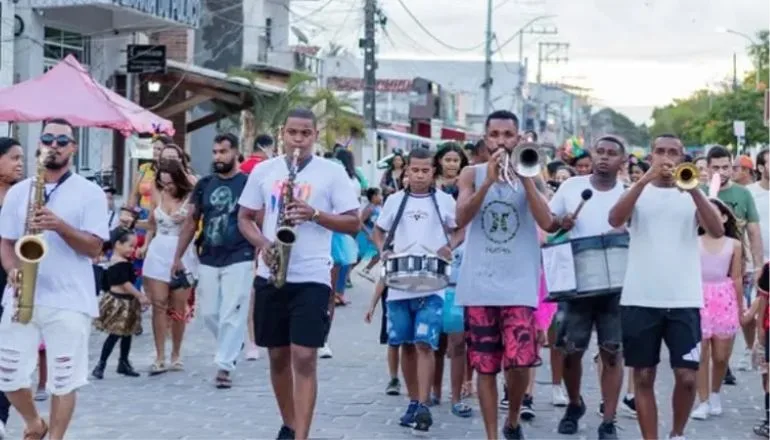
[142,160,198,375]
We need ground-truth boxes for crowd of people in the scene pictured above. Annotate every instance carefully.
[0,110,766,440]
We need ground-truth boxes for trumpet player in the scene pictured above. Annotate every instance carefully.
[455,110,557,440]
[237,108,360,440]
[608,134,724,440]
[0,119,109,440]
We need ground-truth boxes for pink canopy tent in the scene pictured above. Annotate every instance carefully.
[0,55,174,136]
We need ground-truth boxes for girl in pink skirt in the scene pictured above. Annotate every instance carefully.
[691,199,743,421]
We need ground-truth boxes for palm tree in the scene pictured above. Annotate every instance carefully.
[228,69,314,152]
[309,88,364,150]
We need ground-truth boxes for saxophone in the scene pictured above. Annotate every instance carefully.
[13,148,49,324]
[269,147,300,288]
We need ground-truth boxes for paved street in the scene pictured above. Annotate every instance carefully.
[5,273,767,439]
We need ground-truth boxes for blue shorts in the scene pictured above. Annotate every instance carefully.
[386,294,443,350]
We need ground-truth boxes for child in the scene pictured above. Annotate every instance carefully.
[370,148,460,435]
[356,188,382,281]
[744,261,769,437]
[365,279,402,396]
[92,228,149,379]
[691,198,743,420]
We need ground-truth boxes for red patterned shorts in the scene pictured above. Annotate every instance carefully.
[466,306,541,374]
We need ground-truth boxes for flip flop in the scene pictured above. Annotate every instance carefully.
[215,371,232,389]
[148,361,167,376]
[23,418,48,440]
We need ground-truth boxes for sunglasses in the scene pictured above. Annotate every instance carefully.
[40,133,74,148]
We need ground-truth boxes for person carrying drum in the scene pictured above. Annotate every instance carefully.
[454,110,558,440]
[608,134,725,440]
[548,135,628,440]
[371,147,463,436]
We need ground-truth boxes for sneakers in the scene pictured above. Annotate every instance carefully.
[245,343,261,361]
[520,394,536,421]
[598,421,619,440]
[34,388,48,402]
[690,400,710,420]
[385,377,401,396]
[319,343,333,359]
[723,366,737,385]
[737,349,753,371]
[502,421,524,439]
[620,395,637,418]
[557,397,586,434]
[276,424,295,439]
[552,386,568,407]
[708,393,723,415]
[412,404,433,435]
[399,400,419,427]
[499,388,509,410]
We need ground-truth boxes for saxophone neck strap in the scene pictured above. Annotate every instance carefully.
[43,170,72,204]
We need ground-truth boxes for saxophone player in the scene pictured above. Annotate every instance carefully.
[238,108,361,440]
[0,119,109,440]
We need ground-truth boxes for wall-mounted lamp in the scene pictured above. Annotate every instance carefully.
[147,81,161,93]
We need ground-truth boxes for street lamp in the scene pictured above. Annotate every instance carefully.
[716,27,760,89]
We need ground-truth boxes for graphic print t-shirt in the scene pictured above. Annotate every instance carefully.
[376,190,457,301]
[193,173,254,267]
[238,156,361,287]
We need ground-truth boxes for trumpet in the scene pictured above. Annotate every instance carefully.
[674,162,700,191]
[501,142,542,187]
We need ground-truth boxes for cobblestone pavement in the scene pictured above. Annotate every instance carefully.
[4,274,767,439]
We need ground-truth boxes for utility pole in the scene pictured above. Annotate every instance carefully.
[362,0,378,183]
[482,0,493,116]
[516,25,557,121]
[536,42,569,134]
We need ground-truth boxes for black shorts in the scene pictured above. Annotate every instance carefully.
[556,294,622,354]
[379,287,389,345]
[621,306,701,370]
[252,277,331,349]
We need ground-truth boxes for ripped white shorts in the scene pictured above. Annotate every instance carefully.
[0,305,90,395]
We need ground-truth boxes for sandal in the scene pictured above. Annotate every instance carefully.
[148,360,167,376]
[451,401,472,418]
[23,418,48,440]
[754,420,769,437]
[215,370,232,389]
[169,359,184,371]
[334,294,349,307]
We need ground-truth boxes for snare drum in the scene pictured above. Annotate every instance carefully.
[382,253,451,293]
[544,233,629,302]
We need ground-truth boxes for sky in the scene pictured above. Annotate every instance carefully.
[290,0,769,124]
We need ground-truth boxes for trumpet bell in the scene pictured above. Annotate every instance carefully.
[674,163,700,191]
[513,142,542,178]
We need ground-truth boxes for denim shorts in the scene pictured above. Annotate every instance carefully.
[386,294,443,350]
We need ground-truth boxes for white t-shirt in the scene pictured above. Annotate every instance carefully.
[748,182,769,262]
[0,173,110,317]
[238,156,360,287]
[376,190,457,301]
[549,175,626,239]
[620,184,703,308]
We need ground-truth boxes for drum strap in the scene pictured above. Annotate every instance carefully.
[382,189,411,252]
[428,189,452,247]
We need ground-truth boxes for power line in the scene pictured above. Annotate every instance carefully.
[393,0,485,52]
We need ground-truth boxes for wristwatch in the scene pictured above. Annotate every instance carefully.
[311,209,321,223]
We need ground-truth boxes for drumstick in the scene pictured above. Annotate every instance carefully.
[553,189,593,239]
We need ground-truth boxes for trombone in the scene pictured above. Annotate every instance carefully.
[501,142,542,188]
[673,162,700,191]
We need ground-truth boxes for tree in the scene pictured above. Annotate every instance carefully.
[589,108,650,147]
[745,30,769,89]
[227,69,362,152]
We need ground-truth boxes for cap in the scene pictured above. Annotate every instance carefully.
[736,155,753,169]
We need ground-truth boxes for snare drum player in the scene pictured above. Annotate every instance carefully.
[455,110,557,440]
[237,108,360,440]
[372,147,461,435]
[0,119,109,439]
[548,135,627,439]
[608,134,725,440]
